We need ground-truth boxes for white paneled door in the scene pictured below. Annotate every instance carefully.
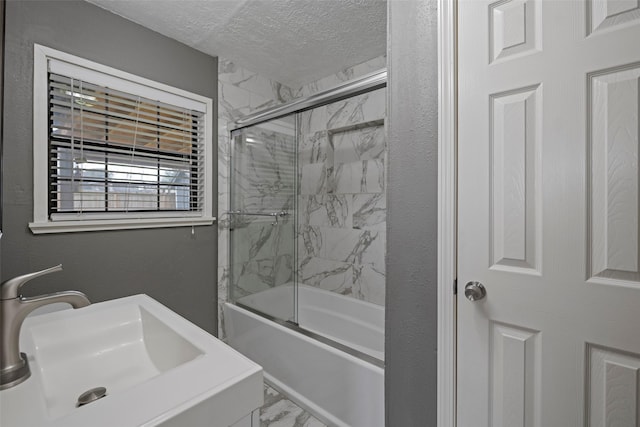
[457,1,640,426]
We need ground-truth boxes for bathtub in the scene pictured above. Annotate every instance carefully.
[224,285,384,427]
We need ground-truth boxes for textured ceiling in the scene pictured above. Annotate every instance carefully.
[86,0,387,88]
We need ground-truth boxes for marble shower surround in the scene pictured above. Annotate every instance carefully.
[217,55,387,337]
[298,88,386,306]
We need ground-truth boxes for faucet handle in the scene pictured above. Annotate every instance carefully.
[1,264,63,300]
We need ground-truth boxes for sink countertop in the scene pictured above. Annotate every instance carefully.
[0,294,263,427]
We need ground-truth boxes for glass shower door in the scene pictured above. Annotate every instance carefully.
[229,115,297,323]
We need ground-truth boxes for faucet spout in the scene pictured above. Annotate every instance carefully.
[21,290,91,310]
[1,264,63,300]
[0,266,91,390]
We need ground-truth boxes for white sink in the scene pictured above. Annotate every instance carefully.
[0,294,263,427]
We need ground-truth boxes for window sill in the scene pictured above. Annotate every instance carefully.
[29,217,216,234]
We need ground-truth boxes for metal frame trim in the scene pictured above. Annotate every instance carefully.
[232,69,387,131]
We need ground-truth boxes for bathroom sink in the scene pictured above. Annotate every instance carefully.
[0,294,263,427]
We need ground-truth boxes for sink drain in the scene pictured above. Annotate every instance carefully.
[77,387,107,407]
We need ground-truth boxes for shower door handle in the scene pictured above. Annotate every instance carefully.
[227,211,289,225]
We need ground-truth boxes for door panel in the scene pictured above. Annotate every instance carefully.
[490,322,541,427]
[489,84,542,274]
[457,1,640,426]
[588,64,640,284]
[587,344,640,426]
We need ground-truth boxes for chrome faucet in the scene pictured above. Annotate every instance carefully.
[0,264,91,390]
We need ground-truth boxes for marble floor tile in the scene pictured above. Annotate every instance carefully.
[260,384,326,427]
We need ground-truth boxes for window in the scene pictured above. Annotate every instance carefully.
[30,45,214,233]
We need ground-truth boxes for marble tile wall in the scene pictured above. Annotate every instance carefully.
[217,55,387,337]
[297,87,386,306]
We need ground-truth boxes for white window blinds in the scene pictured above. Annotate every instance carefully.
[47,65,206,219]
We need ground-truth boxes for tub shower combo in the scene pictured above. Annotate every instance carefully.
[223,71,387,427]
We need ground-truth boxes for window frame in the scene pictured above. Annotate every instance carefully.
[30,44,215,234]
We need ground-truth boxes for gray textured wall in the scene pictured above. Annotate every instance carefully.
[2,0,218,334]
[385,0,438,425]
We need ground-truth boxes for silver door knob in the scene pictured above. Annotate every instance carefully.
[464,281,486,301]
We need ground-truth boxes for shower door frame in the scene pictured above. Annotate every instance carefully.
[227,72,389,368]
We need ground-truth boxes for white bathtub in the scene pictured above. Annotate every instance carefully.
[224,285,384,427]
[235,284,384,360]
